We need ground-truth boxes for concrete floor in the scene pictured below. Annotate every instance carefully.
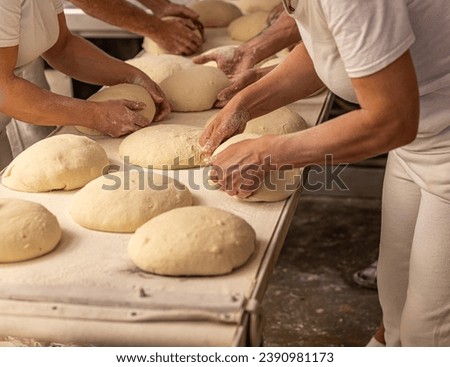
[262,161,385,347]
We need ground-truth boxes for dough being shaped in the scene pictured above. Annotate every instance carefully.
[238,0,280,13]
[128,206,256,276]
[70,170,192,233]
[142,17,204,55]
[126,55,194,84]
[189,0,242,27]
[206,107,307,135]
[0,198,61,263]
[119,124,205,170]
[213,133,302,202]
[2,134,109,192]
[160,65,230,112]
[228,11,269,42]
[76,83,156,136]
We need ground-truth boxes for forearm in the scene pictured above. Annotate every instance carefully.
[43,32,148,88]
[232,43,324,118]
[71,0,163,38]
[239,11,300,66]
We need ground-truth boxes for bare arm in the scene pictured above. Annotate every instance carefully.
[208,51,420,198]
[70,0,202,55]
[0,13,169,137]
[193,10,300,75]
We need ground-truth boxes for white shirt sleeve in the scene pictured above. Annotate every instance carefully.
[52,0,64,14]
[320,0,416,78]
[0,0,21,47]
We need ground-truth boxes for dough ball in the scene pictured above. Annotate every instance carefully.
[238,0,281,13]
[119,124,205,170]
[213,133,301,202]
[76,83,156,136]
[125,55,194,84]
[70,171,192,233]
[244,107,307,135]
[0,198,61,263]
[160,65,230,112]
[142,17,204,55]
[2,134,109,192]
[189,0,242,27]
[206,107,307,135]
[227,11,269,42]
[128,206,256,276]
[257,57,283,68]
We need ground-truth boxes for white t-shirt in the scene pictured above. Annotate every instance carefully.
[285,0,450,138]
[0,0,64,69]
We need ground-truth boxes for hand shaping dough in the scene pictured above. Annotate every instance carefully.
[128,206,256,276]
[160,65,230,112]
[2,134,109,192]
[206,107,307,135]
[76,83,156,136]
[0,198,61,263]
[213,133,302,202]
[238,0,281,13]
[70,170,192,233]
[119,124,205,169]
[227,11,269,42]
[189,0,242,28]
[142,17,204,55]
[197,45,238,67]
[126,55,194,84]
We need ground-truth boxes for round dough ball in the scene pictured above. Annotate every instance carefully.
[2,134,109,192]
[0,199,61,263]
[70,171,192,233]
[213,133,301,202]
[189,0,242,27]
[125,55,194,84]
[244,107,307,135]
[128,206,256,276]
[142,17,204,55]
[160,65,230,112]
[76,83,156,136]
[227,11,269,42]
[238,0,280,13]
[205,107,307,135]
[119,124,205,170]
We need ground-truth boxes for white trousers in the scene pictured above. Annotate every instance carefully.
[378,136,450,346]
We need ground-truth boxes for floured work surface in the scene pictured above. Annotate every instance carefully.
[0,28,332,347]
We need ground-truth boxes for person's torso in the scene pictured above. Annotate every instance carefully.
[0,0,63,69]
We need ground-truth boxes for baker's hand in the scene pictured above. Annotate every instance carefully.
[200,104,251,157]
[153,18,203,55]
[193,47,255,76]
[215,68,271,108]
[134,78,171,121]
[209,136,274,199]
[89,99,151,137]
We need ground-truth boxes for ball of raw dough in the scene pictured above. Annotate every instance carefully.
[227,11,269,42]
[125,55,194,84]
[119,124,205,170]
[213,133,302,202]
[142,17,204,55]
[0,198,61,263]
[238,0,280,13]
[128,206,256,276]
[2,134,109,192]
[70,170,192,233]
[76,83,156,136]
[160,65,230,112]
[206,107,307,135]
[197,45,238,67]
[189,0,242,27]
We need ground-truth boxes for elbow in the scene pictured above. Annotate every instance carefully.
[385,111,419,149]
